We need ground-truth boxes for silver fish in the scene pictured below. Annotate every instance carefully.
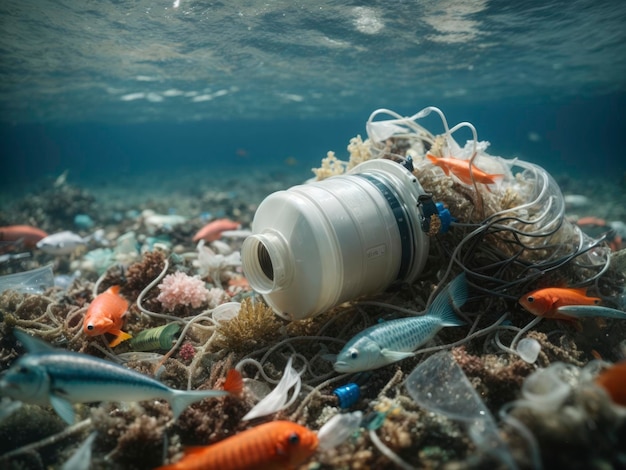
[36,229,106,255]
[556,304,626,319]
[334,274,468,373]
[36,231,89,255]
[0,330,228,424]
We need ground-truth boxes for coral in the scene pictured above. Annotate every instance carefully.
[526,330,585,367]
[174,357,249,445]
[311,151,348,180]
[178,342,196,362]
[119,250,166,305]
[114,414,167,469]
[311,136,373,179]
[214,298,282,354]
[90,401,171,470]
[206,287,230,309]
[346,135,372,170]
[157,271,210,311]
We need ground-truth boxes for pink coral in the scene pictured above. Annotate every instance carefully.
[178,342,196,362]
[157,271,209,311]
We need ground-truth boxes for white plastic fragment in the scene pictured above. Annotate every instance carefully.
[521,362,574,411]
[365,120,408,143]
[242,356,302,421]
[62,431,97,470]
[212,302,241,323]
[317,411,363,452]
[515,338,541,363]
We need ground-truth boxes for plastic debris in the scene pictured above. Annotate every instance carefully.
[405,351,516,468]
[73,213,95,230]
[521,362,575,412]
[130,323,181,351]
[516,338,541,364]
[317,410,363,452]
[0,263,54,294]
[333,383,360,409]
[242,356,302,421]
[212,302,241,324]
[62,431,97,470]
[362,410,390,431]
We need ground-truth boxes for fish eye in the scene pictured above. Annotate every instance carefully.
[526,296,534,303]
[287,432,300,445]
[349,348,359,360]
[16,366,30,374]
[87,324,94,330]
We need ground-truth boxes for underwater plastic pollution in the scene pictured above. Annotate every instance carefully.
[405,351,517,469]
[61,431,97,470]
[515,337,542,364]
[317,410,363,452]
[520,362,576,412]
[0,263,54,294]
[114,230,140,264]
[129,323,181,352]
[242,158,431,320]
[211,301,240,323]
[242,356,302,420]
[72,247,115,275]
[73,213,95,230]
[333,382,361,408]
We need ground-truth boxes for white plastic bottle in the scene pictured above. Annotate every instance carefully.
[242,159,430,320]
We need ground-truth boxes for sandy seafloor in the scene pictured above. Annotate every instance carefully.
[0,148,625,470]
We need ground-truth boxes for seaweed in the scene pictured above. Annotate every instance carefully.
[214,298,282,354]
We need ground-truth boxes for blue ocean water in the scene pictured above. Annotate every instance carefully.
[1,0,626,188]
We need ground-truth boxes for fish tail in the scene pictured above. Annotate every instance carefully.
[169,389,229,421]
[223,369,244,396]
[428,274,468,327]
[108,330,132,348]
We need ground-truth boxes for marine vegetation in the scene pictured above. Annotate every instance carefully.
[0,106,625,470]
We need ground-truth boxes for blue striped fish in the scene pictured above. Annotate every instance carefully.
[334,274,468,373]
[0,330,231,425]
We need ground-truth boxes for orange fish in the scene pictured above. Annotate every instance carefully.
[518,286,601,320]
[595,361,626,406]
[83,286,132,347]
[426,154,503,187]
[155,420,319,470]
[0,225,48,249]
[193,219,241,243]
